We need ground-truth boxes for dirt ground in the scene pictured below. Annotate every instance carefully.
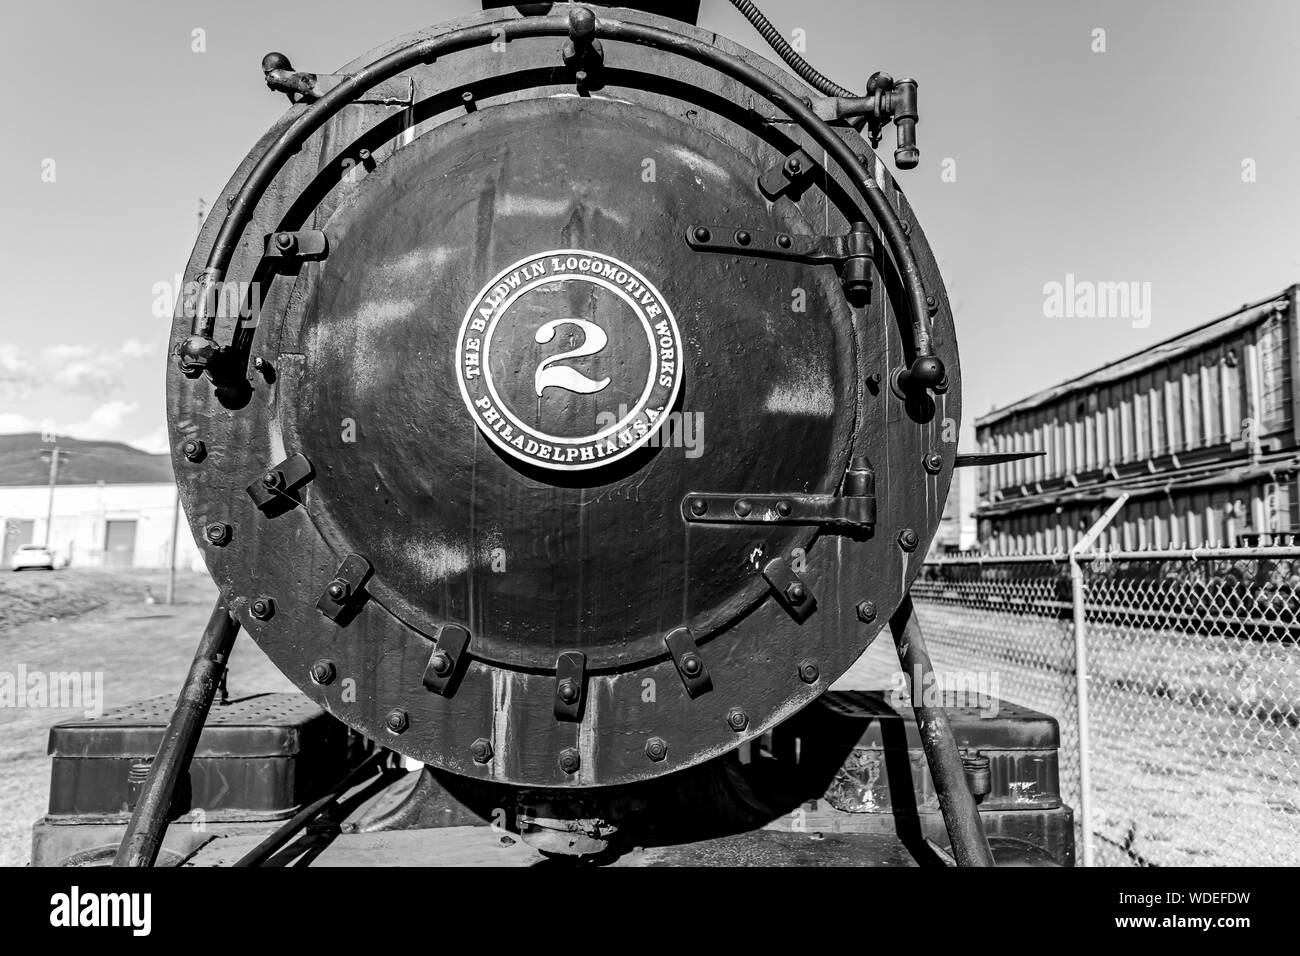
[0,568,293,867]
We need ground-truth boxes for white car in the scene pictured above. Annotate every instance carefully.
[11,544,56,571]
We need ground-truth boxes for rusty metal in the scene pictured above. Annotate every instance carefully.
[889,594,996,867]
[113,600,240,866]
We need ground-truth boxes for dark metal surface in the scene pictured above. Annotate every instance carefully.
[167,4,962,789]
[113,600,240,867]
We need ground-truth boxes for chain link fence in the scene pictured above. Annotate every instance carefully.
[911,548,1300,867]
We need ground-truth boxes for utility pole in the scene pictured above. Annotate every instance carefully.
[166,197,207,605]
[40,445,63,548]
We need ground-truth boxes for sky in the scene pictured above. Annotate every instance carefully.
[0,0,1297,453]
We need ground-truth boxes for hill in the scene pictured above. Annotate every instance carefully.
[0,433,173,486]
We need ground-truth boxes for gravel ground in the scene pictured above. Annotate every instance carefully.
[0,569,293,866]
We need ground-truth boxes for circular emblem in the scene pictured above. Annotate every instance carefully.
[456,249,684,471]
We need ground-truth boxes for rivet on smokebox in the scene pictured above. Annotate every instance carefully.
[309,660,335,686]
[204,522,231,547]
[429,650,453,677]
[558,748,581,774]
[557,678,580,705]
[385,710,408,734]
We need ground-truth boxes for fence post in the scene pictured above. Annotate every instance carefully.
[1068,493,1128,867]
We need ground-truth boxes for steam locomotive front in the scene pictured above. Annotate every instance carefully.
[168,2,958,804]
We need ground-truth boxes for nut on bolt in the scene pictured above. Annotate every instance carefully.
[798,659,820,683]
[429,650,453,677]
[204,522,231,547]
[558,747,581,774]
[726,708,749,732]
[785,582,807,605]
[309,660,336,685]
[385,710,408,734]
[181,438,206,462]
[557,678,580,704]
[856,600,878,623]
[645,736,668,762]
[250,596,275,620]
[470,738,494,764]
[897,528,920,552]
[922,452,943,474]
[325,579,351,603]
[274,232,297,253]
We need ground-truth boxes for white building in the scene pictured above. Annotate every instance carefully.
[0,482,201,570]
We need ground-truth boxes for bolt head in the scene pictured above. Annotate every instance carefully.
[898,529,920,552]
[326,579,350,602]
[204,522,231,546]
[557,678,580,704]
[786,583,807,605]
[734,499,752,517]
[181,438,206,462]
[693,226,711,243]
[471,738,493,764]
[689,498,708,517]
[726,708,749,732]
[680,653,702,677]
[261,470,282,489]
[645,737,668,762]
[569,6,597,40]
[786,157,802,173]
[558,748,581,774]
[309,660,335,685]
[856,600,878,623]
[250,596,275,620]
[430,650,453,677]
[385,710,408,734]
[798,659,820,684]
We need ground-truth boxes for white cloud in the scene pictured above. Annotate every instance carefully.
[0,411,41,432]
[127,425,170,454]
[65,400,139,438]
